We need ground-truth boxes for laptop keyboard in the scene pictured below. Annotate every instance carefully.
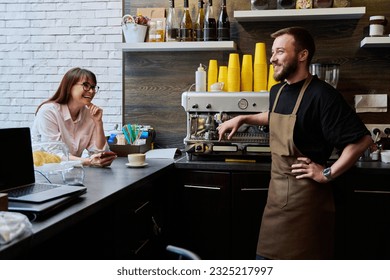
[7,183,59,198]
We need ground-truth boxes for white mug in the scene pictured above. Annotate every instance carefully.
[127,153,146,166]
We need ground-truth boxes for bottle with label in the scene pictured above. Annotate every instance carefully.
[165,0,179,42]
[148,21,157,42]
[194,0,205,41]
[217,0,230,41]
[155,20,165,42]
[204,0,217,41]
[195,64,206,92]
[180,0,193,41]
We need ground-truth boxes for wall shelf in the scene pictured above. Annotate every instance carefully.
[360,36,390,48]
[234,7,366,22]
[121,41,237,52]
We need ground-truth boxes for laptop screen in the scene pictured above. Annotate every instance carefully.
[0,127,35,191]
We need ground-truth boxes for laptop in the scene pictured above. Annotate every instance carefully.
[0,127,87,209]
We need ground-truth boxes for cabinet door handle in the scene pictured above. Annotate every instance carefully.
[134,201,150,214]
[184,184,221,190]
[241,188,268,191]
[354,190,390,194]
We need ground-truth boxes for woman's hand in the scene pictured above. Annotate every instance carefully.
[88,152,117,167]
[87,103,103,123]
[291,157,328,183]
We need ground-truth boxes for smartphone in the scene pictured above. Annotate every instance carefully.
[101,151,117,158]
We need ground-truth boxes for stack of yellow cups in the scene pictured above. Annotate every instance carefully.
[241,54,253,92]
[227,53,240,92]
[267,64,279,91]
[218,66,228,91]
[207,59,218,92]
[253,42,268,92]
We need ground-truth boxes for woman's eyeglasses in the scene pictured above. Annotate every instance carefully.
[78,82,100,93]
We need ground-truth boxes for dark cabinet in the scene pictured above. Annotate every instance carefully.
[175,170,231,260]
[343,170,390,259]
[23,174,176,260]
[174,169,269,260]
[231,171,270,260]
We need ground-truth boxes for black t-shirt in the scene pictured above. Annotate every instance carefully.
[269,75,370,165]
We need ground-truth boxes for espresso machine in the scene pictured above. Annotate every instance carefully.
[181,91,270,161]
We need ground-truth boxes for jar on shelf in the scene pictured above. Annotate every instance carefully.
[277,0,296,9]
[313,0,333,8]
[369,16,387,37]
[333,0,351,7]
[148,21,157,42]
[251,0,269,10]
[296,0,312,9]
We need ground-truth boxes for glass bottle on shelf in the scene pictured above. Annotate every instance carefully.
[277,0,296,9]
[155,20,165,42]
[180,0,193,41]
[165,0,179,42]
[217,0,230,41]
[204,0,217,41]
[148,21,157,42]
[194,0,205,41]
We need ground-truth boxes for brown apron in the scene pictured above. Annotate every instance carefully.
[257,75,335,260]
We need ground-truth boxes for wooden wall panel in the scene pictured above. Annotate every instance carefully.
[124,0,390,149]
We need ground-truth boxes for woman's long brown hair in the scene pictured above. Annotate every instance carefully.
[35,67,97,114]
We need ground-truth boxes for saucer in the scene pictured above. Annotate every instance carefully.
[125,162,148,168]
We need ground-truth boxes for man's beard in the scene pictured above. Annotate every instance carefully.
[273,59,298,82]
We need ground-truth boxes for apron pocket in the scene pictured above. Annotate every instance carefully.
[269,174,289,209]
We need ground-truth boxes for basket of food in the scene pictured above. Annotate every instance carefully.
[121,14,149,43]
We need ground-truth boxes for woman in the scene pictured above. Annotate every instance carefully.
[32,67,116,167]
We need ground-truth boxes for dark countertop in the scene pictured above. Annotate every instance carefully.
[0,157,175,259]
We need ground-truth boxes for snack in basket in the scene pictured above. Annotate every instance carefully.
[33,150,61,167]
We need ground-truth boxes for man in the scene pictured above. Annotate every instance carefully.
[217,27,373,259]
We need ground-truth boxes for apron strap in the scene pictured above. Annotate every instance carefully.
[292,75,312,115]
[271,83,287,113]
[271,75,313,114]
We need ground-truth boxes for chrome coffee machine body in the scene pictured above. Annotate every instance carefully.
[181,91,270,161]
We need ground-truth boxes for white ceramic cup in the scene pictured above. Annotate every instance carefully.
[127,153,146,166]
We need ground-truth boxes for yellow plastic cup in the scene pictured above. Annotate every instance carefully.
[253,63,268,92]
[207,59,218,92]
[228,67,240,92]
[267,64,279,91]
[254,42,267,65]
[241,54,253,92]
[218,66,228,91]
[227,53,240,92]
[228,53,240,69]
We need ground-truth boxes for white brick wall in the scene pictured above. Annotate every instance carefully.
[0,0,123,133]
